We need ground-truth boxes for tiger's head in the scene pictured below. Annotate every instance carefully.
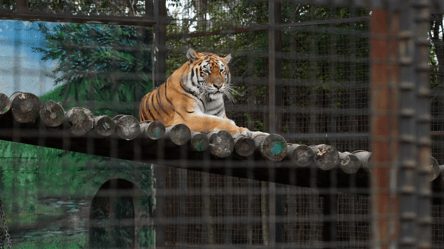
[183,48,236,102]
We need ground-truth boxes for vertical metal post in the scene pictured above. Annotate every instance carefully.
[224,176,233,245]
[349,8,357,151]
[154,0,167,87]
[268,182,276,247]
[179,169,187,244]
[268,0,282,246]
[153,0,167,246]
[153,165,165,247]
[319,172,337,249]
[16,0,28,14]
[414,1,432,248]
[398,1,420,248]
[145,0,153,20]
[370,7,400,249]
[268,0,282,134]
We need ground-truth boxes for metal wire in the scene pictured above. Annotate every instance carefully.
[0,0,440,248]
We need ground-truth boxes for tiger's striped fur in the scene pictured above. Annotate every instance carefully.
[139,48,251,136]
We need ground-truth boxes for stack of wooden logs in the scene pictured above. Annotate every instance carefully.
[0,92,441,183]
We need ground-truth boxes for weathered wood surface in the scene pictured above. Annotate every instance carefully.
[207,130,234,158]
[115,115,140,140]
[233,135,255,157]
[10,92,42,124]
[190,131,209,152]
[252,133,287,161]
[163,124,191,146]
[310,144,340,171]
[286,144,314,167]
[93,115,115,137]
[353,150,371,173]
[40,100,65,128]
[1,92,443,189]
[0,93,11,115]
[338,152,360,174]
[65,107,94,136]
[140,121,165,140]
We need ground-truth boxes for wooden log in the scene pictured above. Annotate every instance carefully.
[207,130,234,158]
[427,156,440,182]
[253,134,287,161]
[190,131,209,152]
[0,93,11,114]
[39,100,65,128]
[64,107,94,136]
[140,121,165,140]
[115,115,141,140]
[10,92,41,123]
[286,144,314,167]
[310,144,339,170]
[352,150,372,173]
[163,124,191,146]
[233,135,255,157]
[93,115,115,137]
[338,151,360,174]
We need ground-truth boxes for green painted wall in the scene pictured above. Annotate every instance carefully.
[0,25,155,248]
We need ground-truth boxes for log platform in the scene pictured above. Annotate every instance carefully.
[0,92,441,192]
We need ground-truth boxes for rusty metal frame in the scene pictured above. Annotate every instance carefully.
[370,6,400,249]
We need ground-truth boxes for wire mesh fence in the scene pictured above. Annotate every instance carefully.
[0,0,442,248]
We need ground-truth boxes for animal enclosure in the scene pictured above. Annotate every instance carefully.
[0,0,443,248]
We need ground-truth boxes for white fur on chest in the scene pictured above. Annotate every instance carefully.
[192,96,236,125]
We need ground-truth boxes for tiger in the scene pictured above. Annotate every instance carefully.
[139,48,252,137]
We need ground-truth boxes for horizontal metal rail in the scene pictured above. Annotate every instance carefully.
[0,12,156,26]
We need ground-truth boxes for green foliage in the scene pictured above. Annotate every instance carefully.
[33,23,154,117]
[166,3,370,132]
[430,14,444,101]
[14,233,87,249]
[243,113,264,131]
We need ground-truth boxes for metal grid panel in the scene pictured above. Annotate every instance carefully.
[161,167,325,247]
[431,13,444,165]
[337,193,370,248]
[0,0,438,249]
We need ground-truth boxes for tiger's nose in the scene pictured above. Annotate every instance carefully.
[213,84,222,89]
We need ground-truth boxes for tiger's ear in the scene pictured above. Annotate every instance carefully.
[187,48,199,62]
[223,53,232,63]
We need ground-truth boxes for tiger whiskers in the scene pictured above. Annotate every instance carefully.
[222,84,239,103]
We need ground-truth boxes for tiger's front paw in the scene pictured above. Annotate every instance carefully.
[250,131,270,138]
[236,127,252,138]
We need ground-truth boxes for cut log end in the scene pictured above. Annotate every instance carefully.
[261,134,287,161]
[352,150,372,173]
[166,124,191,146]
[339,152,360,174]
[311,144,339,170]
[40,100,65,127]
[65,107,94,136]
[428,156,440,182]
[0,93,11,115]
[234,136,255,157]
[140,121,166,140]
[93,115,116,137]
[115,115,141,140]
[11,92,42,123]
[208,130,234,158]
[287,144,314,167]
[190,132,209,152]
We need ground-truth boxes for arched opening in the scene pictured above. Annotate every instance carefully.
[89,179,136,248]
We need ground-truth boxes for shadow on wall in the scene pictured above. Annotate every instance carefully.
[88,178,151,249]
